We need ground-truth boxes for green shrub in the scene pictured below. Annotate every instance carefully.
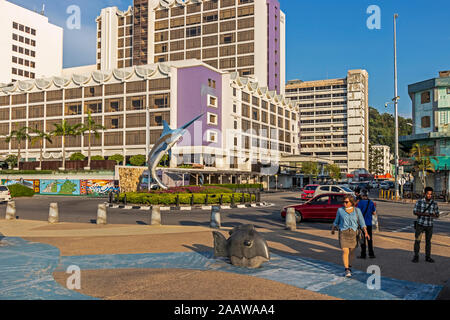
[70,152,86,161]
[117,192,256,205]
[91,155,105,161]
[130,155,146,166]
[108,154,124,164]
[6,155,18,168]
[8,184,35,198]
[204,184,263,190]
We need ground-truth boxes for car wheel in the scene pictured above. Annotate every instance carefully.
[295,211,303,224]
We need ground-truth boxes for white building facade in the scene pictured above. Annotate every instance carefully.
[0,0,63,84]
[96,0,286,94]
[285,70,369,174]
[372,145,392,175]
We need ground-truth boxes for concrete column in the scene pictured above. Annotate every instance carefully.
[285,208,297,231]
[48,203,59,224]
[5,201,16,220]
[210,206,221,229]
[97,204,107,225]
[150,206,161,226]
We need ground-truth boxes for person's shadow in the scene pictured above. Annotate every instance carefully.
[0,232,5,243]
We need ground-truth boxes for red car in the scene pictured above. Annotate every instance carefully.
[301,184,319,200]
[281,193,347,223]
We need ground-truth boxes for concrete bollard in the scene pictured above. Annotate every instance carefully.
[210,206,221,229]
[5,201,16,220]
[150,206,161,226]
[97,204,107,225]
[48,203,59,224]
[285,208,297,231]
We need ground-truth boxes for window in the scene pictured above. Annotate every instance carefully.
[311,195,329,205]
[207,131,218,143]
[127,96,146,110]
[421,116,431,128]
[208,95,218,108]
[85,101,102,114]
[186,26,201,37]
[421,91,431,104]
[208,79,216,89]
[208,113,218,125]
[65,103,82,115]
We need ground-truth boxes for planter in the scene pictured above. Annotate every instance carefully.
[58,167,65,171]
[84,167,91,171]
[36,167,42,171]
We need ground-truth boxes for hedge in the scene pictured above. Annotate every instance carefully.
[204,184,263,190]
[118,192,256,205]
[8,184,35,198]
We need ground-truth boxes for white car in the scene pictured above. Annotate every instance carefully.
[0,186,12,202]
[313,185,354,198]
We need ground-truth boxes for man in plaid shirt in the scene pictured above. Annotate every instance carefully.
[412,187,439,263]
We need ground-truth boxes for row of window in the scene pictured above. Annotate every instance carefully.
[155,2,254,20]
[12,33,36,46]
[11,68,35,79]
[12,45,36,57]
[12,56,36,68]
[285,84,347,93]
[12,22,36,36]
[296,93,347,100]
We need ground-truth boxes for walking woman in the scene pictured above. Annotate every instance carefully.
[331,194,370,277]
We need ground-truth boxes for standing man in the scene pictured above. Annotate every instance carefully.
[412,187,439,263]
[357,190,377,259]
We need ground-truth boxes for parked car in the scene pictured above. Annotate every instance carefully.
[281,193,347,223]
[369,181,379,189]
[313,185,354,197]
[300,185,319,200]
[380,181,394,190]
[0,186,11,203]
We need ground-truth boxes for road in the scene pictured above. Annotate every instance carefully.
[1,192,449,236]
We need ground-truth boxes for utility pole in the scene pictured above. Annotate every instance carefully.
[393,14,400,200]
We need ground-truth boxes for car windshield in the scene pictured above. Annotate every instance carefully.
[0,186,8,191]
[305,186,318,191]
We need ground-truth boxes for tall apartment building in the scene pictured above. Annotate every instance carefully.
[0,0,63,84]
[285,70,369,174]
[96,0,286,94]
[0,60,297,180]
[371,145,392,175]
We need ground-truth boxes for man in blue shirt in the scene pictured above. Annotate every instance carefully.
[357,190,376,259]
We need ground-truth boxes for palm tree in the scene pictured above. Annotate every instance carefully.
[5,126,31,169]
[410,143,438,190]
[51,120,83,169]
[30,128,53,170]
[81,111,105,169]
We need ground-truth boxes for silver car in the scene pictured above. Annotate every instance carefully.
[313,185,354,198]
[0,186,12,202]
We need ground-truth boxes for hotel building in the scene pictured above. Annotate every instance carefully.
[285,70,369,174]
[0,0,63,84]
[371,145,392,176]
[0,60,298,180]
[96,0,286,94]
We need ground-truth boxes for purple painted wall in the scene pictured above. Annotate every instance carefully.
[177,66,222,148]
[267,0,281,94]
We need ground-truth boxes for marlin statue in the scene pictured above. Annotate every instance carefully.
[148,114,204,190]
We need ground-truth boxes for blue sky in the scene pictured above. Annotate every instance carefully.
[9,0,450,118]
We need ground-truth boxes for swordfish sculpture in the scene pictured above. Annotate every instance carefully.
[148,114,203,190]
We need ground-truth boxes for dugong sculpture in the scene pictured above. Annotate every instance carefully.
[213,225,270,269]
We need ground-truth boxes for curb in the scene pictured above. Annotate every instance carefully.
[437,280,450,300]
[105,202,272,212]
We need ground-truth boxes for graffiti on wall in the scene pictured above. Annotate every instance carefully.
[40,179,81,195]
[1,179,40,193]
[81,180,119,196]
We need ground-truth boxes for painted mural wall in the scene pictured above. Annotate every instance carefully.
[0,179,118,196]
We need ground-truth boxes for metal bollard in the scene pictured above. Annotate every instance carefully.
[108,192,113,204]
[205,194,209,206]
[48,203,59,224]
[219,194,223,206]
[190,194,194,206]
[123,194,127,206]
[285,207,297,231]
[231,194,235,207]
[210,206,221,229]
[150,206,161,226]
[97,204,107,225]
[175,194,180,208]
[5,201,16,220]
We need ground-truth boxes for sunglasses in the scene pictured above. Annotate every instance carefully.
[343,201,351,204]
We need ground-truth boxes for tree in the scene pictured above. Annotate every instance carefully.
[326,164,342,181]
[130,154,146,167]
[5,127,31,169]
[109,154,124,165]
[51,120,83,169]
[91,155,105,161]
[410,143,438,190]
[369,145,384,176]
[80,111,106,168]
[302,161,320,179]
[5,155,18,169]
[30,129,53,170]
[70,152,86,161]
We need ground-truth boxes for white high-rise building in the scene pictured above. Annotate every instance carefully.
[96,0,286,94]
[372,145,392,175]
[0,0,63,84]
[285,70,370,174]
